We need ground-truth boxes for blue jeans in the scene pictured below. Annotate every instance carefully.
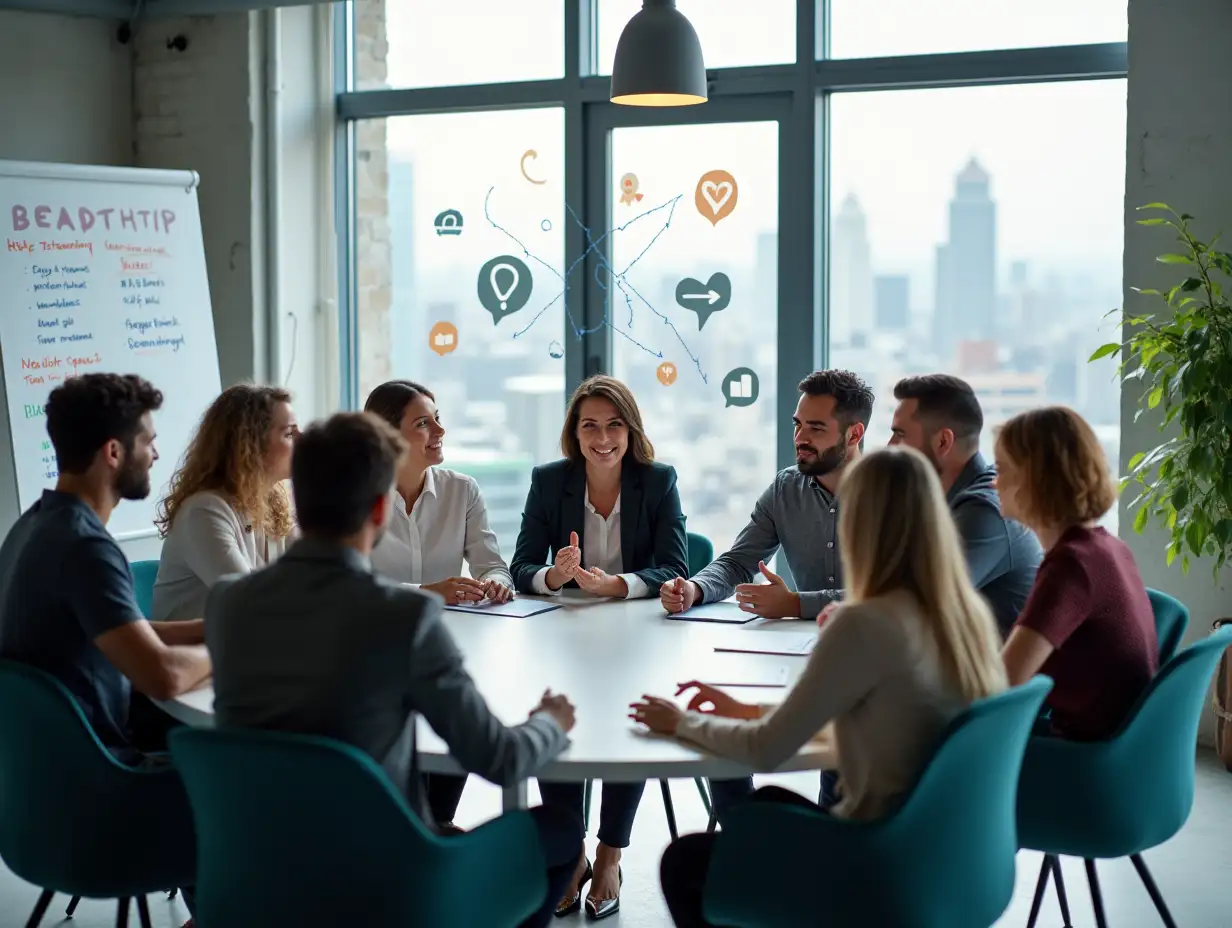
[819,769,840,809]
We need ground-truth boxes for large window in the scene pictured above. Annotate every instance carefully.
[608,122,780,549]
[340,1,1129,555]
[828,81,1127,495]
[353,108,565,552]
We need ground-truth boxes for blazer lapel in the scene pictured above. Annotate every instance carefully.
[620,464,644,570]
[562,464,587,560]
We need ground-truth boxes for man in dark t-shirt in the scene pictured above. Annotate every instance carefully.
[0,490,146,750]
[0,374,211,756]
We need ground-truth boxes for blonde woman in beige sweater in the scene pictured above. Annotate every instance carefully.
[630,445,1007,928]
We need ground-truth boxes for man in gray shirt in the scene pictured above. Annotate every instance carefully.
[888,374,1042,637]
[661,369,875,620]
[206,412,582,928]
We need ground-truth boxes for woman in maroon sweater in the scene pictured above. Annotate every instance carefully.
[995,406,1158,740]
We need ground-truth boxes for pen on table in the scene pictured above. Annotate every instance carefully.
[697,682,787,688]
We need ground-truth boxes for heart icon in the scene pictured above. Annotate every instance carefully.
[703,181,732,214]
[674,272,732,329]
[694,170,739,226]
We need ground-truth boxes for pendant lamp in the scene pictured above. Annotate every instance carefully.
[610,0,707,107]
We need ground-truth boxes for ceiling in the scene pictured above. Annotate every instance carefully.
[0,0,328,16]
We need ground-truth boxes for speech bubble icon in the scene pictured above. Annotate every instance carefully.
[695,169,738,226]
[428,321,458,356]
[657,362,678,386]
[674,272,731,329]
[477,255,533,325]
[722,367,760,408]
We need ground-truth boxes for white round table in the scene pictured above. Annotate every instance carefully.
[162,592,833,811]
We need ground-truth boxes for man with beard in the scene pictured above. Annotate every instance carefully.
[205,413,582,928]
[660,369,874,620]
[0,373,212,760]
[888,374,1041,637]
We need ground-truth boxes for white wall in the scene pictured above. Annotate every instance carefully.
[0,7,333,561]
[0,10,132,166]
[1121,0,1232,744]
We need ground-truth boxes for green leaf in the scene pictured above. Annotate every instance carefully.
[1157,254,1193,265]
[1088,342,1121,362]
[1172,484,1190,510]
[1133,505,1151,533]
[1166,543,1179,566]
[1127,451,1146,471]
[1137,218,1170,226]
[1180,277,1204,292]
[1133,288,1162,297]
[1186,520,1207,556]
[1139,202,1171,211]
[1148,386,1164,408]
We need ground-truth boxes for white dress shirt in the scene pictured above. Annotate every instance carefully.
[531,488,649,598]
[370,467,513,589]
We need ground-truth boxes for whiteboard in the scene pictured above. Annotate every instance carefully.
[0,160,221,541]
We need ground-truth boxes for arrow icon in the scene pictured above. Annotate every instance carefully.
[674,273,732,329]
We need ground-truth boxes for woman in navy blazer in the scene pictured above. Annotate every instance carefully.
[512,375,687,919]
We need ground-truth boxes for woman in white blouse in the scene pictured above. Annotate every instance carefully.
[630,446,1007,928]
[363,380,514,602]
[363,379,515,831]
[153,384,299,621]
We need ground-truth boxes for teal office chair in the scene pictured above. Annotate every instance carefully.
[685,531,714,578]
[701,677,1053,927]
[130,559,159,620]
[169,726,546,927]
[1019,627,1232,928]
[1147,588,1189,663]
[581,532,719,840]
[0,661,195,928]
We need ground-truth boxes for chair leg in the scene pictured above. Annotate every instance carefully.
[66,896,81,917]
[25,889,54,928]
[116,897,131,928]
[693,777,712,817]
[1130,854,1179,928]
[1025,858,1051,928]
[136,895,153,928]
[1051,855,1074,927]
[659,778,679,842]
[1084,859,1109,928]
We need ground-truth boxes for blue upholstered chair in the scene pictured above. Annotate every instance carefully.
[1147,587,1189,664]
[1019,627,1232,928]
[130,559,159,620]
[0,661,195,928]
[169,726,545,927]
[700,677,1053,927]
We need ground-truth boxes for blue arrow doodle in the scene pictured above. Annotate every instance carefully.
[481,187,708,384]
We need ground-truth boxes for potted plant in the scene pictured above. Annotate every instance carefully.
[1090,202,1232,768]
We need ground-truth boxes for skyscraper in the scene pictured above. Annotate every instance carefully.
[874,274,910,330]
[933,158,997,360]
[830,193,874,349]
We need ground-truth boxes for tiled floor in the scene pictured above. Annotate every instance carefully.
[3,753,1229,927]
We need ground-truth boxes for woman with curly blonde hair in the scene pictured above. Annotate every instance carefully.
[152,384,299,620]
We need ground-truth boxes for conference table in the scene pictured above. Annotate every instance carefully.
[161,592,834,812]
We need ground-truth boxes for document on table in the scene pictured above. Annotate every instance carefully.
[445,599,562,618]
[697,666,789,688]
[665,600,757,624]
[713,631,817,657]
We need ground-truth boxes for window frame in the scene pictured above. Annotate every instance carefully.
[332,0,1128,479]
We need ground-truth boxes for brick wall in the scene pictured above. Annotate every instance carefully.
[132,13,264,388]
[353,0,393,402]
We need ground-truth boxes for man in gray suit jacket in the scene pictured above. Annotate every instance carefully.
[205,412,582,928]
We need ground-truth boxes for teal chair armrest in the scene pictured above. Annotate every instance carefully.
[441,810,547,925]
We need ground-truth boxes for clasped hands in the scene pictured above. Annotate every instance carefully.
[545,532,629,598]
[422,576,514,606]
